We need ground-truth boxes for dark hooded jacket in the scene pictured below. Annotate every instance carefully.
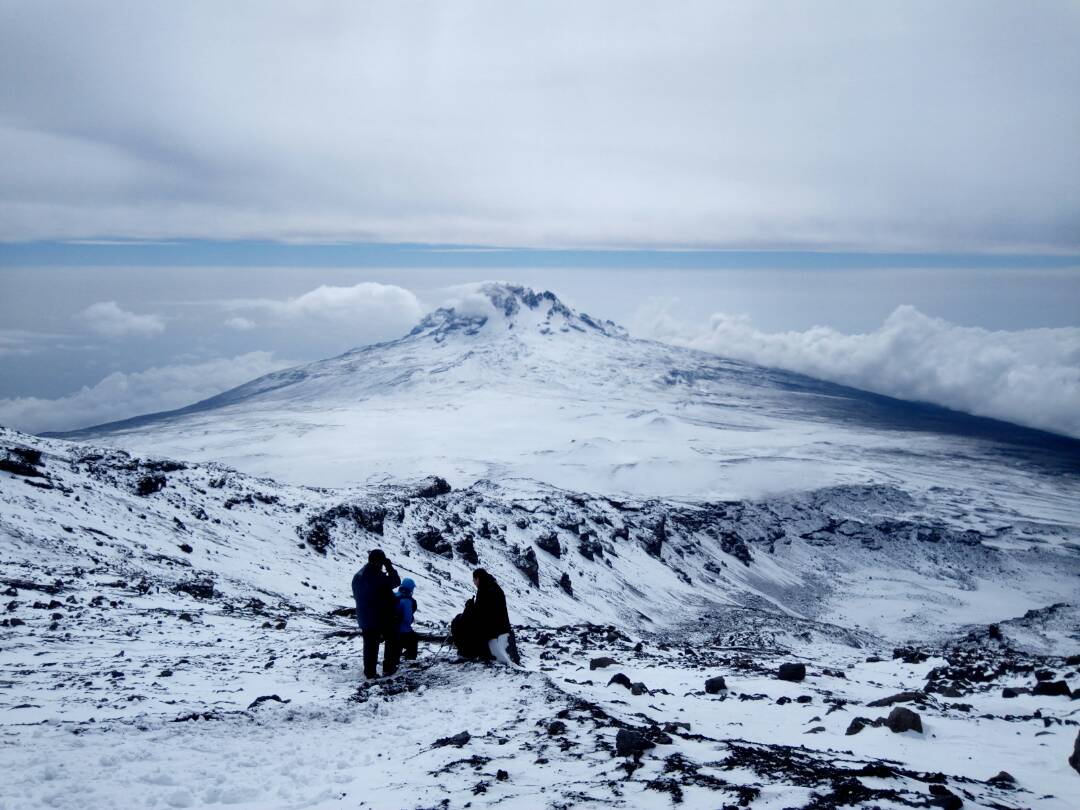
[351,562,401,632]
[473,572,511,641]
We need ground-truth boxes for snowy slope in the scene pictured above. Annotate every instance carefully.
[3,429,1080,808]
[8,283,1080,808]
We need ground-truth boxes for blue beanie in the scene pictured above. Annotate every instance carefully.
[399,578,415,592]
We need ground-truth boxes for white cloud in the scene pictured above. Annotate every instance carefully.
[224,316,256,331]
[227,282,423,331]
[82,301,166,337]
[638,302,1080,439]
[0,352,291,434]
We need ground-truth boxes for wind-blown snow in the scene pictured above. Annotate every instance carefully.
[640,302,1080,439]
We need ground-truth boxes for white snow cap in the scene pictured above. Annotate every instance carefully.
[414,282,627,339]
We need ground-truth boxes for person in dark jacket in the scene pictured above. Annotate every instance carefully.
[351,548,402,678]
[471,568,515,665]
[396,578,418,661]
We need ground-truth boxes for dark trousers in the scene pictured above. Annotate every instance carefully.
[400,631,418,660]
[362,629,401,677]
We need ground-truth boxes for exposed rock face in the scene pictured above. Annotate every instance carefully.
[535,532,561,557]
[415,528,453,558]
[558,572,574,596]
[512,546,539,587]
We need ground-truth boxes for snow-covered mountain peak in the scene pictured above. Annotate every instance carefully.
[408,282,627,341]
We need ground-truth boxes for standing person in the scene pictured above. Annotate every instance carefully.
[351,549,402,679]
[396,578,419,662]
[471,568,515,666]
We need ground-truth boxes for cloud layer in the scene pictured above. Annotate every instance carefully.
[2,1,1078,251]
[640,303,1080,439]
[0,352,290,434]
[82,301,166,337]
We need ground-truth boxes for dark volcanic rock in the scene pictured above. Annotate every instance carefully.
[1068,730,1080,775]
[630,682,649,695]
[704,675,727,694]
[247,694,290,710]
[777,663,806,682]
[1001,687,1024,698]
[547,720,567,736]
[577,535,603,560]
[413,477,451,499]
[173,580,214,600]
[453,536,479,565]
[608,673,632,690]
[415,528,453,558]
[846,717,871,735]
[135,474,166,496]
[928,784,963,809]
[433,731,470,748]
[590,656,618,670]
[988,771,1016,787]
[868,691,923,708]
[558,572,574,596]
[1033,680,1072,697]
[885,706,923,734]
[615,728,655,758]
[535,532,561,557]
[512,546,539,587]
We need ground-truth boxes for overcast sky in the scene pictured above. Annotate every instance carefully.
[2,0,1079,251]
[1,2,1078,436]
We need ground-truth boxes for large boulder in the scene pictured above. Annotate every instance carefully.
[1069,730,1080,775]
[590,656,618,670]
[1033,680,1072,698]
[704,675,727,694]
[777,663,806,682]
[535,532,562,557]
[614,728,655,758]
[885,706,923,734]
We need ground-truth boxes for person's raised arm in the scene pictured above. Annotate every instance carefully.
[382,558,402,589]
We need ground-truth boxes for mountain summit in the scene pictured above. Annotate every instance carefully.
[52,283,1080,496]
[410,282,627,341]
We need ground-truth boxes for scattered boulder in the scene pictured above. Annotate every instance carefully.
[885,706,923,734]
[846,717,871,736]
[247,694,290,710]
[1069,730,1080,775]
[590,656,618,670]
[1033,680,1071,698]
[178,543,193,554]
[704,675,727,694]
[867,691,922,708]
[1001,687,1024,698]
[512,546,539,587]
[614,728,654,758]
[630,682,649,696]
[135,474,166,496]
[173,580,214,600]
[988,771,1016,788]
[433,731,470,749]
[547,720,567,736]
[535,532,561,557]
[928,784,963,809]
[413,477,451,498]
[577,535,603,561]
[607,673,632,690]
[777,663,806,682]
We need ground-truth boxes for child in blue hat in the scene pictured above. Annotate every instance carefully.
[396,578,419,661]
